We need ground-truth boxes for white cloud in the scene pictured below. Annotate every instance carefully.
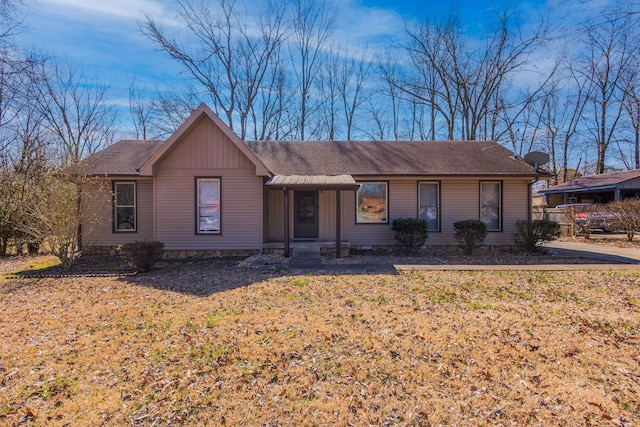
[40,0,167,20]
[332,0,405,45]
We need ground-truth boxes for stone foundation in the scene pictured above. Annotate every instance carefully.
[84,246,260,259]
[163,249,260,258]
[350,244,517,254]
[264,247,350,257]
[84,246,120,256]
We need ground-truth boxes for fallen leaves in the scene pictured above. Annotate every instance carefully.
[0,266,638,425]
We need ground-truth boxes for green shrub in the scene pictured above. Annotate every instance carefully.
[392,217,428,255]
[514,219,560,252]
[453,220,487,255]
[119,241,165,272]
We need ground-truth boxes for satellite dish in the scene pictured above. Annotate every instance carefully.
[524,151,549,169]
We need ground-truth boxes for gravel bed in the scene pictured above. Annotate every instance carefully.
[0,241,625,278]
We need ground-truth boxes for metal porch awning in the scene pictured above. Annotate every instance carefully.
[265,174,360,190]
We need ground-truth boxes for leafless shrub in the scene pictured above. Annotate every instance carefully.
[564,204,600,239]
[607,199,640,242]
[18,172,109,268]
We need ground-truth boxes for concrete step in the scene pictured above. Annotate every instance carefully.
[292,245,321,259]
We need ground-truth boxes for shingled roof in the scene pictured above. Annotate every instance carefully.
[246,140,538,177]
[81,138,539,178]
[539,169,640,194]
[82,140,163,176]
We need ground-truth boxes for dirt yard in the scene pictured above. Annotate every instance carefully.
[0,256,639,426]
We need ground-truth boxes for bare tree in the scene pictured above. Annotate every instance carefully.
[501,96,543,157]
[35,63,116,164]
[400,11,546,141]
[337,46,371,141]
[249,51,296,140]
[0,0,23,49]
[0,55,50,255]
[141,0,288,140]
[625,86,640,169]
[375,54,406,140]
[148,86,200,139]
[536,68,590,184]
[316,48,340,140]
[620,74,640,169]
[403,17,457,139]
[129,81,155,140]
[578,10,639,173]
[289,0,335,140]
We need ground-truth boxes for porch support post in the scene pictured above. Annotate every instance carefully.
[284,188,290,258]
[335,190,341,258]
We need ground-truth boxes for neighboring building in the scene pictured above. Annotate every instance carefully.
[539,170,640,207]
[80,104,544,257]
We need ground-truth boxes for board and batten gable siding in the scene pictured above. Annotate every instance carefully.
[82,178,154,247]
[154,116,263,251]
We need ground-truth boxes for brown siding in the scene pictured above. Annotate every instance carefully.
[82,178,154,248]
[154,170,262,250]
[318,190,336,240]
[341,178,531,247]
[428,179,479,245]
[619,177,640,189]
[262,187,269,242]
[342,182,392,246]
[266,190,350,242]
[491,179,529,245]
[267,190,284,241]
[154,116,262,251]
[159,117,256,171]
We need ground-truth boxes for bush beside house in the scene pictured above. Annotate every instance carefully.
[453,220,487,255]
[119,241,165,272]
[514,220,561,252]
[392,218,428,255]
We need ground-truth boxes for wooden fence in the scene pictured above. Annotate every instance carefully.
[532,208,574,236]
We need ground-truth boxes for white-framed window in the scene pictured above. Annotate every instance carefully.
[196,178,221,234]
[480,181,502,231]
[114,181,136,232]
[419,181,440,231]
[356,182,388,223]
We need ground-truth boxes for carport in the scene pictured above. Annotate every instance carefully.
[540,169,640,207]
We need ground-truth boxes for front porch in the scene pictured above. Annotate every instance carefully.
[264,174,360,258]
[263,240,351,257]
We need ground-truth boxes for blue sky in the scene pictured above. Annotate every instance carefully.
[14,0,617,130]
[15,0,547,91]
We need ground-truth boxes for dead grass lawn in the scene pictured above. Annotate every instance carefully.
[1,261,639,426]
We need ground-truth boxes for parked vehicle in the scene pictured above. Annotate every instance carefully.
[556,203,616,232]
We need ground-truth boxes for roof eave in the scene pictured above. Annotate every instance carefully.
[265,184,360,191]
[540,184,618,194]
[348,173,542,178]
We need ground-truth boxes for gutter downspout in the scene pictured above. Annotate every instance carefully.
[529,170,543,222]
[528,180,534,222]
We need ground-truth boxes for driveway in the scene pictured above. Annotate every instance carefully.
[542,240,640,265]
[393,240,640,271]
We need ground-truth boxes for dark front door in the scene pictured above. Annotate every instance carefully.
[294,190,319,238]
